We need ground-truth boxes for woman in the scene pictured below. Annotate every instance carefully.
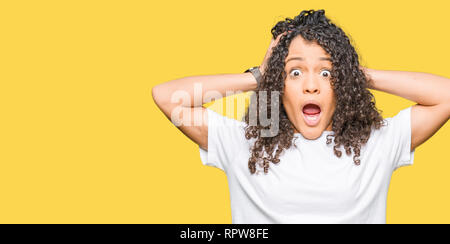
[152,10,450,224]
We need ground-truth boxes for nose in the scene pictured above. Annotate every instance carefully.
[303,75,320,94]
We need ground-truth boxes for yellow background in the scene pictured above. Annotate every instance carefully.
[0,0,449,223]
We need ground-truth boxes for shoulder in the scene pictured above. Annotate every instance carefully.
[363,106,415,171]
[369,107,412,137]
[199,107,252,172]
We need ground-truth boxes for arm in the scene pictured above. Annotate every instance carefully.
[362,67,450,151]
[152,73,257,151]
[152,32,287,151]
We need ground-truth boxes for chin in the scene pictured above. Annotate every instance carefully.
[298,125,323,139]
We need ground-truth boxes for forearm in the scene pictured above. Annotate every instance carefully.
[152,73,257,108]
[364,67,450,106]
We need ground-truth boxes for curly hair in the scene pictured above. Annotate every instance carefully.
[243,9,385,175]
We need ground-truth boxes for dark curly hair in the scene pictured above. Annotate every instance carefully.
[243,9,385,175]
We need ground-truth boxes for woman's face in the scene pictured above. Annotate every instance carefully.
[282,35,336,139]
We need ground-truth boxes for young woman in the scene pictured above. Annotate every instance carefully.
[152,10,450,224]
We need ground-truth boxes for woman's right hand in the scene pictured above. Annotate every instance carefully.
[259,31,291,75]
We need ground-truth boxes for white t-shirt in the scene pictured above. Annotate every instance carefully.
[199,106,415,224]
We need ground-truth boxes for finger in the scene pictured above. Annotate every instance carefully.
[275,31,288,41]
[273,34,284,45]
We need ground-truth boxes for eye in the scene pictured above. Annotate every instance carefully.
[289,69,302,77]
[320,69,331,78]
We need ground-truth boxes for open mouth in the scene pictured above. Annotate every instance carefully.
[302,103,322,126]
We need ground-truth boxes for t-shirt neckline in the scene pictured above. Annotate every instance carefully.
[294,130,334,142]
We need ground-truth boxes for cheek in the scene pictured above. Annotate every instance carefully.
[325,97,337,118]
[323,87,336,104]
[330,91,337,108]
[282,87,299,107]
[282,93,302,120]
[283,80,300,99]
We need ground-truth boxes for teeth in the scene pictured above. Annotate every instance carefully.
[306,115,318,121]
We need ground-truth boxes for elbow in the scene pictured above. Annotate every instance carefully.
[152,85,164,107]
[447,98,450,118]
[442,96,450,119]
[151,85,158,102]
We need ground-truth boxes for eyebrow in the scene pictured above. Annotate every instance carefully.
[285,57,332,63]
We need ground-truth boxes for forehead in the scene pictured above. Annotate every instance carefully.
[285,36,331,63]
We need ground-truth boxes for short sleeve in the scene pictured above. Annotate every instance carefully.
[384,106,416,171]
[199,108,247,172]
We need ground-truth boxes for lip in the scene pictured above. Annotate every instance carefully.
[301,99,322,127]
[302,110,322,126]
[301,99,322,111]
